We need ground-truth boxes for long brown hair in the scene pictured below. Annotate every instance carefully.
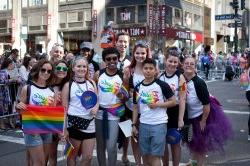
[30,59,54,85]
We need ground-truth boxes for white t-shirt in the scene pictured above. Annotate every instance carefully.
[134,79,174,125]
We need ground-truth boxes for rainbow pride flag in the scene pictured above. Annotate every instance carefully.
[177,82,186,91]
[64,141,74,158]
[22,105,65,134]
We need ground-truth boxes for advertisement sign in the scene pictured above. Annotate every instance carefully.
[113,27,146,37]
[93,10,97,37]
[148,4,153,34]
[159,5,166,34]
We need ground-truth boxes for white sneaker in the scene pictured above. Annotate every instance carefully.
[248,135,250,141]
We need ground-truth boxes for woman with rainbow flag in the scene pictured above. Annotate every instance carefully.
[16,59,58,166]
[62,57,98,166]
[159,46,187,166]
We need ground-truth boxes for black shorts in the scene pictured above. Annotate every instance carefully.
[67,127,95,141]
[167,105,179,129]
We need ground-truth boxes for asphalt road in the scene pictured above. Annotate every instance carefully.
[0,79,249,166]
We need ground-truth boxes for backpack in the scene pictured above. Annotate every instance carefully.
[240,70,249,90]
[202,55,210,66]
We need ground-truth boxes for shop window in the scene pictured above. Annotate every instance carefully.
[106,8,114,24]
[117,6,135,24]
[138,5,146,23]
[0,0,7,10]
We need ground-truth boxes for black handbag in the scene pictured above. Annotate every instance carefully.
[67,114,94,130]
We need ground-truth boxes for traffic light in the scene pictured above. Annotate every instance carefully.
[241,0,245,10]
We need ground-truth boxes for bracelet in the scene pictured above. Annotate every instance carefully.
[131,123,136,127]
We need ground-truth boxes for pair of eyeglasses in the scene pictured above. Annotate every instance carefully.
[105,56,118,62]
[56,66,68,72]
[40,68,52,74]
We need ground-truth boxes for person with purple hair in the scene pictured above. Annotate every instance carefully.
[183,56,233,166]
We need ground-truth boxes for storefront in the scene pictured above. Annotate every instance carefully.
[165,27,203,53]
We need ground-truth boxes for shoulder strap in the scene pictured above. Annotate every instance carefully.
[68,79,73,102]
[26,84,31,104]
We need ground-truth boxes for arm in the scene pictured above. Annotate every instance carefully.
[15,85,28,113]
[178,75,187,128]
[61,82,69,139]
[200,104,210,131]
[93,70,99,83]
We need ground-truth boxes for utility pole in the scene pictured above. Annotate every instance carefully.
[230,0,239,53]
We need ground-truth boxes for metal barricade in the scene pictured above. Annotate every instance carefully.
[0,82,21,129]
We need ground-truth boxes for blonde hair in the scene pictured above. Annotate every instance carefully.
[71,56,89,80]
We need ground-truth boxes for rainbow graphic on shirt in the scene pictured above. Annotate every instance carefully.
[139,91,159,104]
[99,80,120,94]
[31,93,50,106]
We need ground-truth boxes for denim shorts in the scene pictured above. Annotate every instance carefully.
[24,133,52,147]
[139,123,167,156]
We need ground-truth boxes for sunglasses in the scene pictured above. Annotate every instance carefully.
[40,68,52,74]
[81,48,91,52]
[56,66,68,72]
[105,56,118,62]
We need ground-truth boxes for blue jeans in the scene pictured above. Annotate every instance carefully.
[95,119,119,166]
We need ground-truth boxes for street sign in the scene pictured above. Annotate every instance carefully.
[228,22,242,28]
[215,14,241,20]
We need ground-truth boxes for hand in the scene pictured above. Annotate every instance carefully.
[116,91,124,100]
[90,109,97,117]
[47,96,55,106]
[15,102,27,113]
[54,92,62,105]
[63,129,69,142]
[200,120,206,131]
[178,119,184,129]
[148,103,158,109]
[132,126,138,139]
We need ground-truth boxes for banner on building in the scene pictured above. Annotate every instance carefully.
[93,10,97,37]
[159,5,166,34]
[148,4,153,34]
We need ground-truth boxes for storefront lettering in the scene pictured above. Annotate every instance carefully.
[176,31,190,40]
[121,11,131,21]
[113,27,146,37]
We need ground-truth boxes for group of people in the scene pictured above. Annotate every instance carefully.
[0,31,233,166]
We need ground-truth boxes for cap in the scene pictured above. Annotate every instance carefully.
[80,42,93,50]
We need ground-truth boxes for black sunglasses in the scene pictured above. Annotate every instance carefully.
[40,68,52,74]
[105,56,118,62]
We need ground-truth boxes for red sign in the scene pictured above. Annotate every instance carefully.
[93,10,97,37]
[166,27,191,40]
[148,4,153,34]
[113,27,146,37]
[193,32,203,42]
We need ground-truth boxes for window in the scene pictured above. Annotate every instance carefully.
[138,5,146,23]
[22,0,28,7]
[117,6,135,24]
[173,8,182,26]
[184,11,192,27]
[59,0,66,2]
[0,0,8,10]
[106,8,114,24]
[0,20,7,28]
[59,12,67,23]
[165,5,172,25]
[29,0,46,7]
[8,0,12,9]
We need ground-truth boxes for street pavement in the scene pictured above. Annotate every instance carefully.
[0,78,250,166]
